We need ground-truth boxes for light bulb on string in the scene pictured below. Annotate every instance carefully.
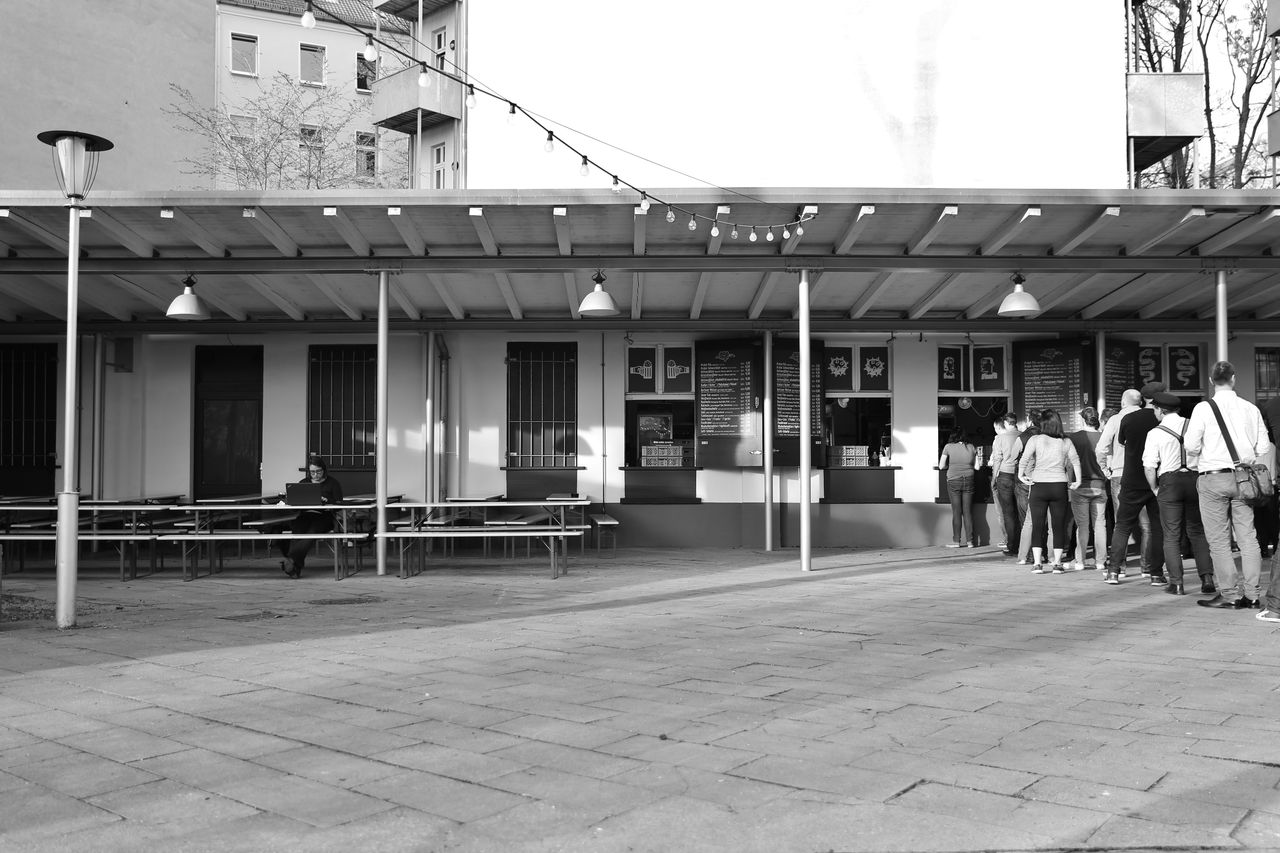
[687,215,697,231]
[300,0,316,28]
[782,226,791,239]
[766,227,774,242]
[639,193,651,212]
[579,156,590,177]
[710,222,720,237]
[749,227,757,242]
[418,63,430,87]
[465,85,476,109]
[796,223,805,236]
[665,207,676,224]
[363,36,379,62]
[612,176,623,194]
[730,227,739,239]
[544,131,555,153]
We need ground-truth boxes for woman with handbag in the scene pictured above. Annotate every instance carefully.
[1018,409,1082,573]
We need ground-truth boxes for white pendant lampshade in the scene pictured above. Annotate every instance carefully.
[997,274,1041,318]
[578,270,620,317]
[167,275,211,321]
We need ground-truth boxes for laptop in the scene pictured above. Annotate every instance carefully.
[285,482,325,506]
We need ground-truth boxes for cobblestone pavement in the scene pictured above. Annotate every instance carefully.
[2,545,1280,852]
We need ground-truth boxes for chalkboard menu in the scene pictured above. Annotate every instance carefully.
[1103,339,1138,411]
[696,346,756,438]
[773,342,824,439]
[1013,341,1089,432]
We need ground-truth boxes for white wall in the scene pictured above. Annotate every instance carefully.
[466,0,1127,190]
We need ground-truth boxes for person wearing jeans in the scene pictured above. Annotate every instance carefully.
[1097,388,1156,577]
[1067,407,1107,570]
[1018,409,1081,572]
[988,413,1022,555]
[939,428,976,547]
[1185,361,1270,610]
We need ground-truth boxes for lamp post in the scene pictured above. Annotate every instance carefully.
[37,130,113,629]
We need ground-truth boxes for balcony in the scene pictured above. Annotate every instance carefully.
[1127,73,1204,171]
[372,64,463,135]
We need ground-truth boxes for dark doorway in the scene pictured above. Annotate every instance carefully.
[0,344,58,496]
[194,346,263,499]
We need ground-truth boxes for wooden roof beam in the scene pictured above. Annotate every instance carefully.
[0,278,65,318]
[979,206,1040,255]
[1034,273,1095,314]
[323,207,372,257]
[689,272,713,320]
[388,277,421,320]
[1080,272,1178,319]
[553,207,573,256]
[905,205,958,254]
[469,207,499,255]
[780,205,818,256]
[161,207,229,257]
[833,205,875,254]
[706,206,730,256]
[1124,207,1205,256]
[632,206,647,256]
[386,207,427,256]
[100,274,169,311]
[792,270,826,318]
[1198,273,1280,318]
[1054,206,1119,256]
[907,273,961,319]
[1194,207,1280,255]
[847,271,895,318]
[747,273,778,319]
[242,207,300,257]
[35,274,130,320]
[0,208,70,254]
[632,272,644,320]
[242,273,305,320]
[83,209,157,258]
[1138,275,1211,318]
[314,274,363,320]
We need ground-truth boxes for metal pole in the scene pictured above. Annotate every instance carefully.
[762,331,774,551]
[55,205,82,628]
[376,270,389,575]
[799,270,812,573]
[1216,270,1229,363]
[1095,330,1106,414]
[425,331,436,502]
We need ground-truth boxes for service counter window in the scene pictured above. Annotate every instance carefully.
[622,344,699,503]
[820,343,898,503]
[936,343,1010,503]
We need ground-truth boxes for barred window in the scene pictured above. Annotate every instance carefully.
[0,344,57,468]
[506,342,577,468]
[308,345,376,470]
[1256,348,1280,403]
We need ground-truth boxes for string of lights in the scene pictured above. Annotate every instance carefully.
[298,0,818,237]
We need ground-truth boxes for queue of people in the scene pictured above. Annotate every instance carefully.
[947,360,1280,624]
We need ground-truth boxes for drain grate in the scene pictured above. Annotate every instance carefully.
[219,610,294,622]
[305,597,380,606]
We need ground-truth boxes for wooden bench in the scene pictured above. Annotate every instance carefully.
[157,531,370,581]
[0,531,164,580]
[378,526,584,579]
[590,513,619,554]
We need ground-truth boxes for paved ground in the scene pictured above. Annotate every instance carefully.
[2,543,1280,852]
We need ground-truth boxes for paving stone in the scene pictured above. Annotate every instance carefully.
[355,769,530,822]
[57,725,189,763]
[253,745,407,788]
[86,778,261,825]
[215,773,394,828]
[729,755,917,802]
[7,750,160,798]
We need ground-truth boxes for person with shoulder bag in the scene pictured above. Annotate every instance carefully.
[1184,361,1271,610]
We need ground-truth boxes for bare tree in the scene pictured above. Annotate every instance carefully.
[1218,0,1276,186]
[1134,0,1196,187]
[1194,0,1227,186]
[165,72,408,190]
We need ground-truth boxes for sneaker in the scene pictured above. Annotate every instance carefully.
[1031,565,1047,574]
[1050,564,1065,574]
[996,541,1008,550]
[1117,568,1127,579]
[1016,558,1032,566]
[1067,560,1085,571]
[1084,562,1098,571]
[1257,610,1280,623]
[944,542,963,548]
[965,542,977,548]
[1105,572,1120,585]
[1150,575,1168,586]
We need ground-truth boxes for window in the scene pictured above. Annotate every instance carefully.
[299,124,322,149]
[506,342,577,468]
[300,43,325,85]
[229,114,255,145]
[355,131,376,178]
[431,143,447,189]
[230,33,257,75]
[432,27,447,70]
[356,54,377,91]
[308,345,376,471]
[1257,348,1280,403]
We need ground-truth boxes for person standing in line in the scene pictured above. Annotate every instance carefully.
[939,428,977,547]
[1186,361,1271,610]
[1066,407,1107,571]
[1100,407,1118,549]
[1255,399,1280,558]
[1018,409,1082,573]
[1105,383,1167,585]
[1143,391,1213,596]
[1097,388,1153,578]
[988,413,1022,556]
[1012,412,1044,564]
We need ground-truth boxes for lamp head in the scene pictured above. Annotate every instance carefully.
[579,270,619,317]
[166,274,211,321]
[37,130,113,200]
[997,273,1041,318]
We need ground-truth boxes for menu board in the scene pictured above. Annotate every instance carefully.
[696,346,756,438]
[1104,338,1138,412]
[1013,341,1089,432]
[773,342,824,439]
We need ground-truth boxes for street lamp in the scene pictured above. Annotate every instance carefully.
[37,129,113,629]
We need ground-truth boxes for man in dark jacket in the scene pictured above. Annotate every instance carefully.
[1105,381,1167,585]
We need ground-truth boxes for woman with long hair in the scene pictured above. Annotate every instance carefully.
[1018,410,1082,572]
[939,427,977,547]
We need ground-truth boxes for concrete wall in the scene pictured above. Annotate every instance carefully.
[0,0,214,192]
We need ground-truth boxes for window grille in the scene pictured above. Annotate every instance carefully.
[1256,348,1280,403]
[308,345,376,470]
[506,342,577,468]
[0,344,57,468]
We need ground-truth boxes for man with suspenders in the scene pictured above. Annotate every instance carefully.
[1142,391,1214,596]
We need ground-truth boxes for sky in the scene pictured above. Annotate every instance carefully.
[463,0,1128,192]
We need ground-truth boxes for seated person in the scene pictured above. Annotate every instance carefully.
[279,455,343,578]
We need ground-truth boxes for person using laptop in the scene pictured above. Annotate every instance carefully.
[279,455,343,578]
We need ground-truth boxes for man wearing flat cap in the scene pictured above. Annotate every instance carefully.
[1104,381,1167,585]
[1143,391,1213,595]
